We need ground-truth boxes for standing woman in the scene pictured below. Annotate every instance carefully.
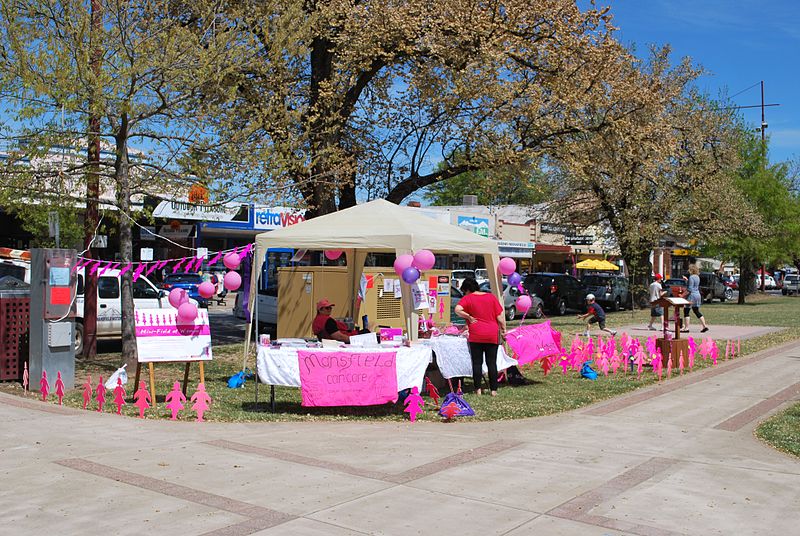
[454,277,506,396]
[683,265,710,333]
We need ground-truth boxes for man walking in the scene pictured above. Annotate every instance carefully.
[647,274,666,331]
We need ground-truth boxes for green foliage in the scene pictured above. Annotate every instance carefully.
[756,403,800,458]
[424,162,552,206]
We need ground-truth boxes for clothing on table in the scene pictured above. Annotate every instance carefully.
[458,292,503,344]
[469,342,499,391]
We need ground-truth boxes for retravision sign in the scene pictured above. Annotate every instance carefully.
[253,207,305,230]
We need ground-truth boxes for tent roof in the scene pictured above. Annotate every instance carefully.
[255,199,500,255]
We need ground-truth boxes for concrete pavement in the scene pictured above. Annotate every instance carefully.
[1,341,799,535]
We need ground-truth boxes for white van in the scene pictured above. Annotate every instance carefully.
[74,268,187,353]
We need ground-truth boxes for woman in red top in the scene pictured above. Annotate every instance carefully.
[454,277,506,396]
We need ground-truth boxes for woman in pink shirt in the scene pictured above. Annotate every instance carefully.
[454,277,506,396]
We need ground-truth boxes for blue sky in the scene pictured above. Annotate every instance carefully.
[609,0,800,164]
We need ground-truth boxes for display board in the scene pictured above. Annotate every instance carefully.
[134,308,213,363]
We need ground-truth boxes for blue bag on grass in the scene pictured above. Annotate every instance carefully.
[227,369,254,388]
[580,361,598,380]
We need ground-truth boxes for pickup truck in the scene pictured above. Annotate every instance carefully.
[782,274,800,295]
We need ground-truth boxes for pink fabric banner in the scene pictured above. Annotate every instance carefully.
[297,350,398,407]
[505,321,562,365]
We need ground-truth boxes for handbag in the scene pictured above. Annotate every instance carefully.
[437,380,475,417]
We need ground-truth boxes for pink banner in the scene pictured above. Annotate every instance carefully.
[297,350,398,407]
[505,321,562,365]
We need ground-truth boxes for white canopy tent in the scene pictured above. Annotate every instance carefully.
[247,199,502,344]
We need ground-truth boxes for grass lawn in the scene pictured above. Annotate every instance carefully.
[3,293,799,427]
[755,403,800,458]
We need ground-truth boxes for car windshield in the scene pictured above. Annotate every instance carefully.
[582,275,611,286]
[164,273,202,284]
[452,271,474,279]
[786,275,799,282]
[475,269,487,278]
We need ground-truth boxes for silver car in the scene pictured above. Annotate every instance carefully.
[480,281,544,320]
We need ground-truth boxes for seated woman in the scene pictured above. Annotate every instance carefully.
[311,299,353,343]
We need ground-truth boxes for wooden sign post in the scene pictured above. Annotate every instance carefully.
[652,296,691,368]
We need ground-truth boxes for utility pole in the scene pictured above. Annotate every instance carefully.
[760,80,767,293]
[83,0,102,358]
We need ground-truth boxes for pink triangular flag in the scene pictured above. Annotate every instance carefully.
[132,263,146,281]
[238,243,253,259]
[145,263,159,276]
[207,250,223,266]
[88,260,102,275]
[118,262,133,277]
[172,258,186,273]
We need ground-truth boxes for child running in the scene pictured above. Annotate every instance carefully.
[577,293,617,337]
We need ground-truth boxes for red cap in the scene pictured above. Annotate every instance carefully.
[654,273,663,280]
[316,298,335,311]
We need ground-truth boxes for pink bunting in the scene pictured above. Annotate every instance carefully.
[194,255,205,272]
[118,262,133,277]
[133,263,146,281]
[88,260,102,275]
[172,258,186,273]
[207,250,223,266]
[145,263,159,276]
[238,243,253,259]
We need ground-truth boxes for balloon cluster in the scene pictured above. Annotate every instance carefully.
[496,257,533,314]
[393,250,436,284]
[168,288,198,324]
[222,252,242,292]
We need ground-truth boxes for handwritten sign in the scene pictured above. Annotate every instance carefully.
[297,350,398,407]
[135,308,212,363]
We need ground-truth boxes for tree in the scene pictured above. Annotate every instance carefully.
[705,128,800,303]
[0,0,249,368]
[423,160,552,206]
[547,47,759,300]
[200,0,643,215]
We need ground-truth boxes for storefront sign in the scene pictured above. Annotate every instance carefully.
[565,236,594,245]
[158,224,195,239]
[297,350,398,406]
[135,308,213,363]
[153,200,243,222]
[540,223,572,235]
[140,226,157,241]
[457,216,490,237]
[253,207,306,230]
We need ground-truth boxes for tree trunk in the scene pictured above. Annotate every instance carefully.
[115,116,137,370]
[738,256,755,304]
[622,247,654,308]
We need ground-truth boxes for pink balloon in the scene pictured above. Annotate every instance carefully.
[516,295,532,313]
[412,250,435,271]
[168,288,188,308]
[223,252,241,270]
[177,302,198,323]
[324,250,343,261]
[393,254,414,276]
[498,257,516,276]
[223,270,241,291]
[198,281,216,299]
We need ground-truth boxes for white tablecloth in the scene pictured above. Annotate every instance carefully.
[426,336,518,379]
[256,345,432,391]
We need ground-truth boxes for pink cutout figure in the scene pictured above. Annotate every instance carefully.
[96,376,106,412]
[165,381,186,420]
[540,356,552,376]
[438,299,445,320]
[678,351,685,375]
[725,340,730,360]
[667,351,673,378]
[82,375,93,409]
[190,383,212,422]
[55,371,65,405]
[403,386,425,423]
[133,381,152,418]
[39,369,50,401]
[113,377,126,415]
[441,401,460,421]
[737,338,741,356]
[22,362,28,396]
[636,349,644,378]
[559,353,570,375]
[425,377,440,407]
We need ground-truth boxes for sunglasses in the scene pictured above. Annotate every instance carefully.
[320,306,333,310]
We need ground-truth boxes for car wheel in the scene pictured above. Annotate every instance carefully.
[556,299,566,316]
[534,303,544,319]
[74,322,84,356]
[724,288,733,301]
[613,296,621,312]
[505,306,516,321]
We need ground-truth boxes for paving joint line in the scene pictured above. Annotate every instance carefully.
[546,456,684,536]
[714,381,800,432]
[55,458,295,534]
[205,438,523,485]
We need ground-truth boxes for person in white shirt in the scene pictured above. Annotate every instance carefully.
[647,274,666,330]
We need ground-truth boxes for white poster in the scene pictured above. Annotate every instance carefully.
[412,282,430,311]
[135,308,212,363]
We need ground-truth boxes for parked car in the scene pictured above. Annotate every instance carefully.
[478,281,545,320]
[722,275,738,291]
[522,272,586,315]
[450,286,465,325]
[699,272,731,302]
[580,273,631,311]
[74,268,193,354]
[662,278,687,297]
[474,268,489,286]
[754,274,778,290]
[782,274,800,295]
[160,272,208,307]
[451,269,476,290]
